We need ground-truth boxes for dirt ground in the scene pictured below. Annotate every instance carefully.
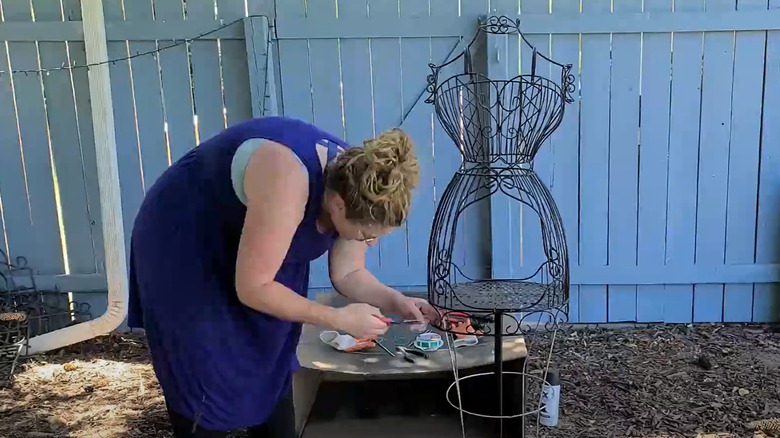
[1,324,779,438]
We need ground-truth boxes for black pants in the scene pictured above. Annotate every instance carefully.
[167,392,296,438]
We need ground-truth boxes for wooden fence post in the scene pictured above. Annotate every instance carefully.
[245,16,278,117]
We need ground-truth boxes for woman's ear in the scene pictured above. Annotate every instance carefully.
[332,193,346,211]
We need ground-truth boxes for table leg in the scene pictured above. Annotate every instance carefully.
[293,368,322,437]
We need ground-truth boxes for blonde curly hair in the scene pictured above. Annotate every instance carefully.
[325,128,420,227]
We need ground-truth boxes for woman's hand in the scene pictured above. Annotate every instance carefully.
[333,303,389,339]
[392,295,440,325]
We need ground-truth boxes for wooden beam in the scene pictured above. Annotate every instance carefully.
[570,264,780,285]
[0,19,244,42]
[244,16,271,117]
[107,20,245,41]
[263,20,280,116]
[3,10,780,43]
[309,264,780,290]
[5,274,108,292]
[0,21,80,41]
[276,10,780,39]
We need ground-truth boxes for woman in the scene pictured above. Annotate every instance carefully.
[127,116,437,437]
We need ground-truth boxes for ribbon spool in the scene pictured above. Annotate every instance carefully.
[414,332,444,351]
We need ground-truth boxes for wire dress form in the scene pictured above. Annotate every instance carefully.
[425,16,575,437]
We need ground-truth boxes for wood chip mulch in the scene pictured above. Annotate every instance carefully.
[0,324,778,437]
[524,324,780,438]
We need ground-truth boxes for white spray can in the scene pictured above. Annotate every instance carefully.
[539,368,560,427]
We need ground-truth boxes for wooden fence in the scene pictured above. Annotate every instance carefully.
[0,0,778,324]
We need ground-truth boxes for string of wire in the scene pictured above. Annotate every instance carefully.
[0,14,271,76]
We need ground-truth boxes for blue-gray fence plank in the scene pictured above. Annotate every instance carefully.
[722,0,767,322]
[305,0,341,289]
[0,43,27,264]
[550,0,580,322]
[607,0,642,322]
[65,0,103,275]
[577,0,611,323]
[243,16,268,118]
[276,38,312,123]
[636,0,672,323]
[35,0,100,275]
[153,1,184,19]
[365,0,419,288]
[218,0,253,127]
[105,0,145,261]
[520,0,552,295]
[399,0,429,17]
[693,0,736,323]
[521,0,551,191]
[217,0,246,20]
[432,0,487,284]
[124,2,169,189]
[368,0,398,17]
[188,0,227,143]
[487,0,521,280]
[487,33,520,280]
[154,1,197,163]
[462,0,489,16]
[2,0,60,276]
[5,37,64,276]
[101,0,120,14]
[276,1,315,293]
[70,39,105,275]
[366,30,410,286]
[517,0,554,324]
[754,0,780,322]
[399,1,437,284]
[664,0,705,323]
[62,0,81,20]
[338,0,382,276]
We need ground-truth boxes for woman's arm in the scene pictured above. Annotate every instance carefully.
[329,238,439,322]
[235,141,388,338]
[235,141,336,326]
[328,238,406,312]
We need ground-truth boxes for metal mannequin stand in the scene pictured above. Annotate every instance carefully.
[425,16,575,438]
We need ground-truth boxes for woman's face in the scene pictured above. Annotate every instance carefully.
[326,193,395,245]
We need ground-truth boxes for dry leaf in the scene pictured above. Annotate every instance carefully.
[748,418,780,433]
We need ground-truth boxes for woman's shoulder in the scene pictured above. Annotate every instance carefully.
[313,137,347,173]
[231,138,308,206]
[229,116,351,179]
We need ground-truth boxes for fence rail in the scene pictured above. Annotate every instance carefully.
[275,10,780,39]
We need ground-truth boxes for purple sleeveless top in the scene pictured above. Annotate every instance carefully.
[127,117,348,430]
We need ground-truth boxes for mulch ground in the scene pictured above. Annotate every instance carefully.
[524,324,780,438]
[0,324,779,438]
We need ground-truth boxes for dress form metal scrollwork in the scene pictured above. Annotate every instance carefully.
[425,15,575,438]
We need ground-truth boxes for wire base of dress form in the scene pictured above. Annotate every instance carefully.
[444,319,562,438]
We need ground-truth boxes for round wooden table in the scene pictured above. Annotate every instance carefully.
[292,292,528,436]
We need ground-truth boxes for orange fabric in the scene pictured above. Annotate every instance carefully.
[342,338,376,352]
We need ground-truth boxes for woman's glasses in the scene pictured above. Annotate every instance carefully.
[356,229,376,243]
